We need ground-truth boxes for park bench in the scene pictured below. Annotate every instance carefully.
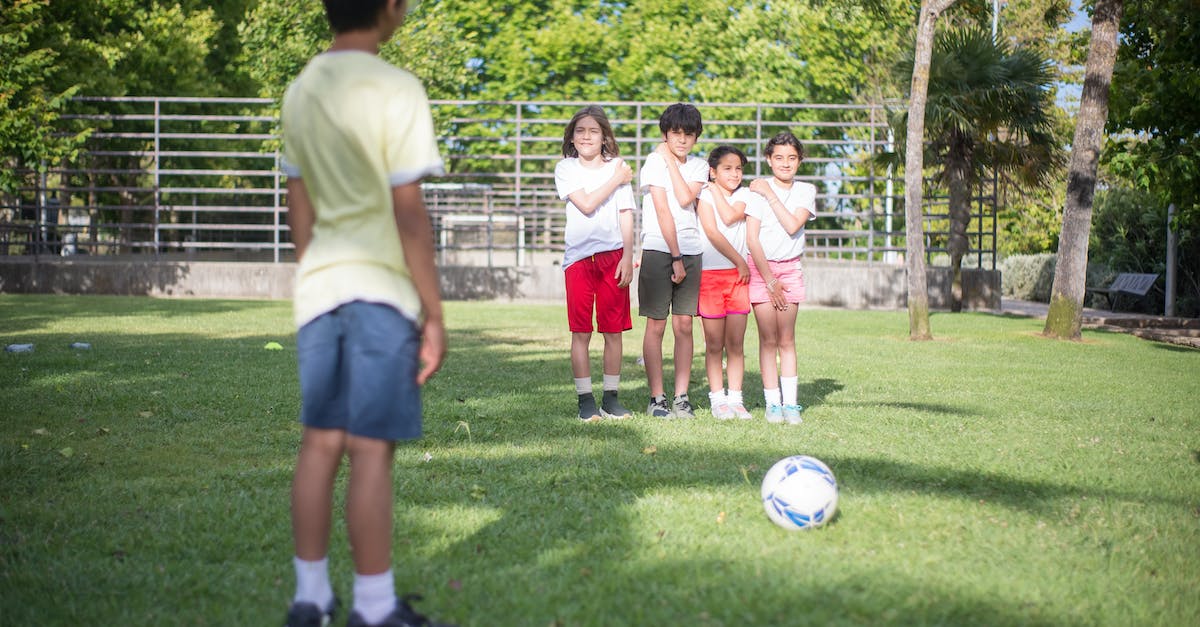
[1086,272,1159,311]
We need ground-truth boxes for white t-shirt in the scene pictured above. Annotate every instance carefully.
[746,179,817,261]
[638,152,710,256]
[698,187,757,270]
[555,158,636,269]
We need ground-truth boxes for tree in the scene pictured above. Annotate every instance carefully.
[903,0,958,340]
[1101,0,1200,315]
[891,28,1061,312]
[1044,0,1123,339]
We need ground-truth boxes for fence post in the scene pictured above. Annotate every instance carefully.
[1166,203,1177,317]
[153,98,161,256]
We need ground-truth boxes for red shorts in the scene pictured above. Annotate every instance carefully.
[565,248,632,333]
[699,268,751,319]
[748,257,806,304]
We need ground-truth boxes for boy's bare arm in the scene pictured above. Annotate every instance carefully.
[286,178,316,261]
[650,186,687,283]
[393,182,445,384]
[656,143,703,208]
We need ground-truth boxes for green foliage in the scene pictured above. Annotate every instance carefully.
[2,296,1199,624]
[1100,0,1200,286]
[1000,253,1057,301]
[1090,187,1199,316]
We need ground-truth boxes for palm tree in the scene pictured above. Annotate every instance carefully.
[889,27,1062,312]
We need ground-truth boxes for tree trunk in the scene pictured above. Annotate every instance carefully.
[946,149,971,313]
[904,0,956,340]
[1044,0,1123,339]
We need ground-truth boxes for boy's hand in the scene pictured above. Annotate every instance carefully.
[615,253,634,288]
[671,259,686,284]
[417,318,446,385]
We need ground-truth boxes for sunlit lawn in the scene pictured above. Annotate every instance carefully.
[1,294,1197,625]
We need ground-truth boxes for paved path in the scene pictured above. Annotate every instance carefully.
[994,299,1200,348]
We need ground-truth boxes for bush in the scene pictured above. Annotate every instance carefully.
[999,254,1116,307]
[1000,253,1056,301]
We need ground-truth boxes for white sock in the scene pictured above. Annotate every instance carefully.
[781,376,799,405]
[728,389,744,406]
[602,373,620,392]
[353,569,397,624]
[574,377,592,395]
[293,556,334,609]
[708,389,727,407]
[764,387,782,407]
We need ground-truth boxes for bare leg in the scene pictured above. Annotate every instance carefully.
[570,331,592,380]
[345,435,397,576]
[602,332,622,377]
[643,317,668,397]
[775,306,800,378]
[724,313,748,392]
[292,427,346,561]
[753,302,781,388]
[671,314,694,396]
[701,316,727,393]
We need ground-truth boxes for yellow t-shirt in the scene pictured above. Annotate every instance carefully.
[280,51,444,328]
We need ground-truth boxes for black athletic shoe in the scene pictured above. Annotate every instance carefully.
[578,392,602,422]
[600,390,632,420]
[284,597,338,627]
[346,594,455,627]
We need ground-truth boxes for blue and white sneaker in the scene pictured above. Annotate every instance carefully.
[783,404,804,424]
[765,404,785,424]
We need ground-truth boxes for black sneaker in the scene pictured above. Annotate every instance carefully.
[578,393,602,422]
[600,390,632,420]
[284,597,338,627]
[346,594,455,627]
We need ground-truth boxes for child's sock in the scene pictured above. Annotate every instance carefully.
[708,389,728,408]
[764,387,782,407]
[728,389,744,406]
[781,376,799,406]
[574,377,592,395]
[293,556,334,609]
[602,373,620,392]
[352,569,397,625]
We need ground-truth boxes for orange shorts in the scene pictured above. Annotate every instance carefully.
[698,268,751,319]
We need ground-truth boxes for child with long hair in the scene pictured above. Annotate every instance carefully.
[554,105,636,422]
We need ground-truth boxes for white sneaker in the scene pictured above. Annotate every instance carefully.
[711,402,736,420]
[765,404,785,424]
[730,402,753,420]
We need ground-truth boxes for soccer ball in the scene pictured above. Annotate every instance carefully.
[761,455,838,530]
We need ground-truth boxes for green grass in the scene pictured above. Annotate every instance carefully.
[2,294,1198,626]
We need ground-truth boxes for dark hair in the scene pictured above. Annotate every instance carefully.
[707,145,747,171]
[323,0,390,33]
[765,131,804,160]
[658,103,703,137]
[562,105,619,159]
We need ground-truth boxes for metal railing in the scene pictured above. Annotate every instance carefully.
[0,97,997,268]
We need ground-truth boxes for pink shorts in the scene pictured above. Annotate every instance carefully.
[748,256,806,304]
[699,268,750,318]
[565,248,632,333]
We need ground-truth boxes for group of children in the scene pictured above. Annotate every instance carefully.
[558,104,815,426]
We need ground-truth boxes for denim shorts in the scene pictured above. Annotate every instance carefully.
[296,301,422,441]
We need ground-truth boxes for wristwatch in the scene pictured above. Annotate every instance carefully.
[671,255,684,262]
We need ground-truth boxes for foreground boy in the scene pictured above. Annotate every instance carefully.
[280,1,452,625]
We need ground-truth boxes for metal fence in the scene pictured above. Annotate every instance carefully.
[1,97,996,268]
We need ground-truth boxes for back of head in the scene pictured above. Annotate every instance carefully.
[659,103,703,136]
[765,131,804,159]
[323,0,389,33]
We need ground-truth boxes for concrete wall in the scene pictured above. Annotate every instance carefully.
[0,257,1000,310]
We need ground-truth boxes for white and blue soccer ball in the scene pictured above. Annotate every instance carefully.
[761,455,838,530]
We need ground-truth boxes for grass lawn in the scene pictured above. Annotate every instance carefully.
[1,294,1198,626]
